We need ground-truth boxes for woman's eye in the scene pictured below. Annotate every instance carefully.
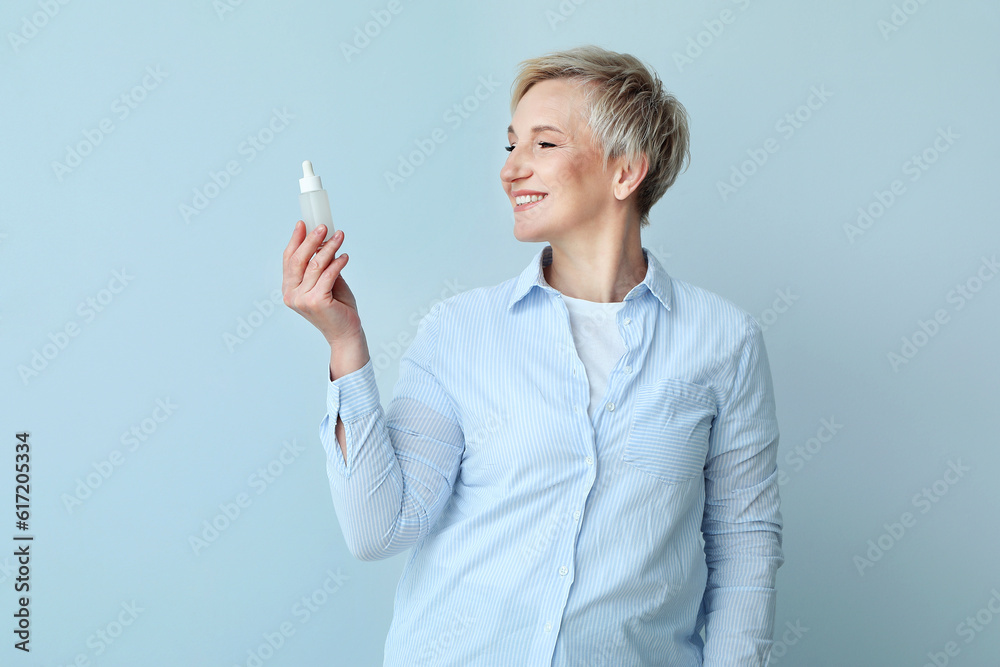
[505,141,555,152]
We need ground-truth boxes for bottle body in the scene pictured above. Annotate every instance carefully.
[299,189,334,242]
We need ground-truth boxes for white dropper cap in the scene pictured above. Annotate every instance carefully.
[299,160,323,193]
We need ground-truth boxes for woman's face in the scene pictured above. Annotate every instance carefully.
[501,78,619,244]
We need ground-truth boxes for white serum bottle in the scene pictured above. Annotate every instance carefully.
[299,160,334,242]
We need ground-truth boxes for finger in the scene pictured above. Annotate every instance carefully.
[312,250,349,298]
[288,224,329,286]
[283,220,307,259]
[301,229,344,293]
[314,227,340,256]
[329,259,358,311]
[282,220,308,288]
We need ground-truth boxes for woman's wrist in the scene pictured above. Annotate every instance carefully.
[328,328,371,382]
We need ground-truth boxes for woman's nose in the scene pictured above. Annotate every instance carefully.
[500,148,529,184]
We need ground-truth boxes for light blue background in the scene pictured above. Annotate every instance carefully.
[3,0,999,665]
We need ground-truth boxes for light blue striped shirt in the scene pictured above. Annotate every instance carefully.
[320,245,784,666]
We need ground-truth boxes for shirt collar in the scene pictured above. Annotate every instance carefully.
[507,244,673,312]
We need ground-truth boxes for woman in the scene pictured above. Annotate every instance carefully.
[283,45,783,666]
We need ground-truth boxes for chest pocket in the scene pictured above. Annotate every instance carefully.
[621,379,717,484]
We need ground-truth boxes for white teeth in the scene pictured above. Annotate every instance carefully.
[515,194,547,206]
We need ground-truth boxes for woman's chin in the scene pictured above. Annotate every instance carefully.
[512,218,546,243]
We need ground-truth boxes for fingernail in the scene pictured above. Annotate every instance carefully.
[315,225,325,234]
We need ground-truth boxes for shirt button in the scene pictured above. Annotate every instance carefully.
[624,318,631,325]
[585,456,594,466]
[606,402,614,412]
[573,368,577,376]
[573,510,581,521]
[624,365,632,374]
[559,565,568,576]
[544,622,552,633]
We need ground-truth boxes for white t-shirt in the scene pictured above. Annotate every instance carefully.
[559,293,627,422]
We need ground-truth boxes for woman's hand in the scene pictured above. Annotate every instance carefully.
[282,221,361,345]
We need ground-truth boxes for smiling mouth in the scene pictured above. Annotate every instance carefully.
[514,194,547,210]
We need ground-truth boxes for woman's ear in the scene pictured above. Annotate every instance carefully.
[613,153,649,201]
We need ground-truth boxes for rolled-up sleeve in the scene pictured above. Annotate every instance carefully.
[701,315,784,666]
[319,302,465,561]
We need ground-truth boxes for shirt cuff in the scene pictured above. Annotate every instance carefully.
[327,356,381,423]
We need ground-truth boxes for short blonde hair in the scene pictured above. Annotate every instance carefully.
[510,45,690,228]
